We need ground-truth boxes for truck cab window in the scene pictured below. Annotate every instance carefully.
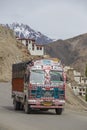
[50,70,64,82]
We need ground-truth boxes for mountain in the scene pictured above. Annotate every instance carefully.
[0,25,32,81]
[45,33,87,74]
[45,39,72,65]
[5,23,54,44]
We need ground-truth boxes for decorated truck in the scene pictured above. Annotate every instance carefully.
[12,59,66,115]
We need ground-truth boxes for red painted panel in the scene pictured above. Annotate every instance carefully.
[12,78,24,92]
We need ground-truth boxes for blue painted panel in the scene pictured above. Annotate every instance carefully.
[54,88,59,99]
[42,59,51,65]
[36,87,42,98]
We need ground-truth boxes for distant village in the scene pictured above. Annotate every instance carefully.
[64,66,87,98]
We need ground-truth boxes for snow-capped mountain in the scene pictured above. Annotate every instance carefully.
[6,23,54,44]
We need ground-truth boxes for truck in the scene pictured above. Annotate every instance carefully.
[12,58,66,115]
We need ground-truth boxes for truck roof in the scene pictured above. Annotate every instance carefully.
[12,59,63,78]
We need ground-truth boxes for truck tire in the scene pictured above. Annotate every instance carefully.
[55,108,63,115]
[13,99,20,110]
[24,100,31,114]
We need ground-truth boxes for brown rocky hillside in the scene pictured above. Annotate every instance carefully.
[45,33,87,74]
[0,25,32,81]
[66,34,87,73]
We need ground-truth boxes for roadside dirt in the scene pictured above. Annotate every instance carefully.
[65,84,87,111]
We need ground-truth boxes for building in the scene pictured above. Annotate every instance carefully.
[65,66,87,96]
[17,38,44,56]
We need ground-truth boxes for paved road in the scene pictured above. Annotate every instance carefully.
[0,82,87,130]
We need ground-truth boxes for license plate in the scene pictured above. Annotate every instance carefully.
[43,101,52,106]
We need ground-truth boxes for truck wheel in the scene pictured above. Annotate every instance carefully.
[13,99,20,110]
[24,100,31,114]
[55,108,63,115]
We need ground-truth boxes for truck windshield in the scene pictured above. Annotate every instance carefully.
[50,70,63,83]
[30,70,45,84]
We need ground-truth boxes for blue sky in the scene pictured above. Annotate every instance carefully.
[0,0,87,39]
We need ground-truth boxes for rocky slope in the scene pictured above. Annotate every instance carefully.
[0,25,32,81]
[66,85,87,111]
[66,34,87,73]
[45,33,87,74]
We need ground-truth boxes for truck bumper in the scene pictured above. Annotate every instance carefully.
[30,105,64,109]
[28,99,65,109]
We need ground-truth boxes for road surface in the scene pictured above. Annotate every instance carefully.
[0,82,87,130]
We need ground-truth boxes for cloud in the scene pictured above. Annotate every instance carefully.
[0,0,87,39]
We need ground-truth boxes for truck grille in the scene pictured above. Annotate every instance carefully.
[30,86,64,99]
[42,90,54,98]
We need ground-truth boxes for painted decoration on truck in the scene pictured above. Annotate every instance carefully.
[42,59,51,65]
[44,70,50,84]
